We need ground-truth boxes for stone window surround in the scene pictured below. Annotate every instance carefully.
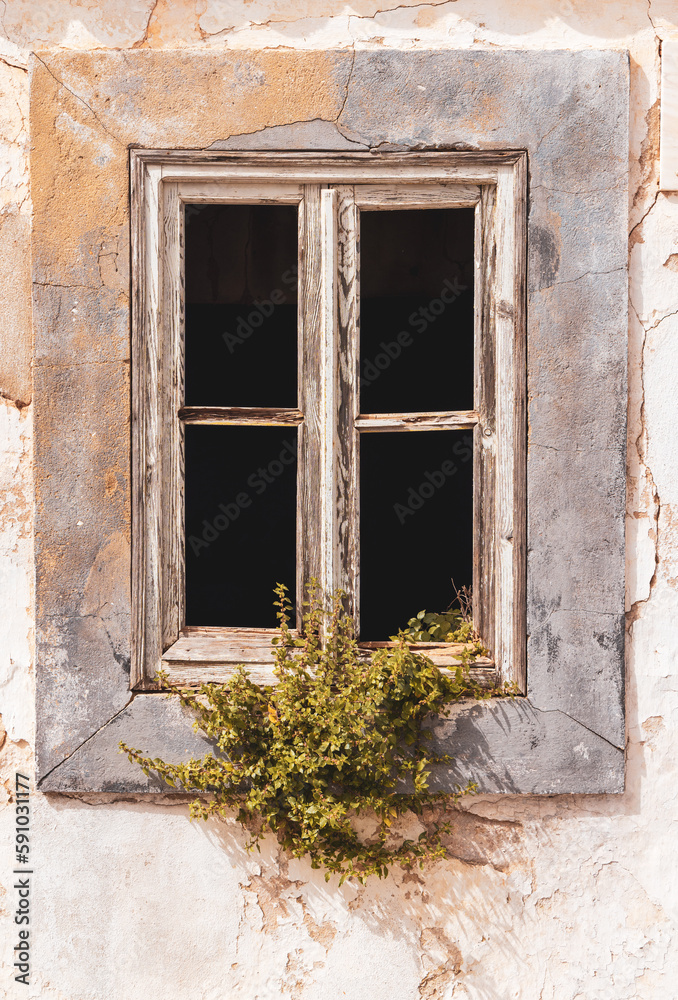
[33,47,628,794]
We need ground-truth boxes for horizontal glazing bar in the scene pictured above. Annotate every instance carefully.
[356,410,479,432]
[179,406,304,426]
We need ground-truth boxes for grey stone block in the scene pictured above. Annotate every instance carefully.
[426,699,623,794]
[40,694,623,796]
[208,119,369,151]
[40,695,215,793]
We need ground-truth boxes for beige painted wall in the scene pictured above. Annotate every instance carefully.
[1,2,677,997]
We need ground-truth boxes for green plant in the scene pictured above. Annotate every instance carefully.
[393,607,476,644]
[121,584,495,884]
[392,583,489,661]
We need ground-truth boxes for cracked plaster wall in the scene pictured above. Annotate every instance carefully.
[1,1,678,998]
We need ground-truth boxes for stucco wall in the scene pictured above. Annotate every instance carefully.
[1,2,677,998]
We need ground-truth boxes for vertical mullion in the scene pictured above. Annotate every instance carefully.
[475,164,525,689]
[494,167,515,685]
[320,188,338,607]
[131,160,162,689]
[299,186,358,626]
[495,160,527,690]
[298,186,323,624]
[335,186,359,627]
[512,156,528,692]
[474,185,497,663]
[161,182,184,650]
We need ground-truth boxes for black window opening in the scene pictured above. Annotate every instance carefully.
[182,202,475,637]
[184,425,297,627]
[184,204,298,627]
[359,208,474,414]
[184,203,298,408]
[359,209,475,639]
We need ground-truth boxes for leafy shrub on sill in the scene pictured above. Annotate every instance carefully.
[392,608,476,644]
[392,584,490,660]
[120,584,499,884]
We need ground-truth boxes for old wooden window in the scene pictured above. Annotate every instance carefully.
[131,152,526,693]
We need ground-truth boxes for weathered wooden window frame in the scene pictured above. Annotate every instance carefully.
[131,150,527,693]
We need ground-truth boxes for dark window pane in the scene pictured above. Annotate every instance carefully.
[185,426,297,627]
[184,204,298,407]
[359,208,474,414]
[359,430,473,640]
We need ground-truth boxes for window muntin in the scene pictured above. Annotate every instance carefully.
[131,154,526,693]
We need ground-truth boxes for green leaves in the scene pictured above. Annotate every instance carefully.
[120,583,494,883]
[392,608,476,644]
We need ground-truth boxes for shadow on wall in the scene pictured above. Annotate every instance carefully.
[198,812,524,1000]
[39,684,647,1000]
[181,731,644,999]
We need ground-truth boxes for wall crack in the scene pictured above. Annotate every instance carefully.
[530,704,625,753]
[32,54,125,148]
[336,40,356,125]
[37,694,137,787]
[133,0,160,48]
[628,297,661,623]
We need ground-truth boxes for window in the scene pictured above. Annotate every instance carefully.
[34,48,627,794]
[131,152,526,692]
